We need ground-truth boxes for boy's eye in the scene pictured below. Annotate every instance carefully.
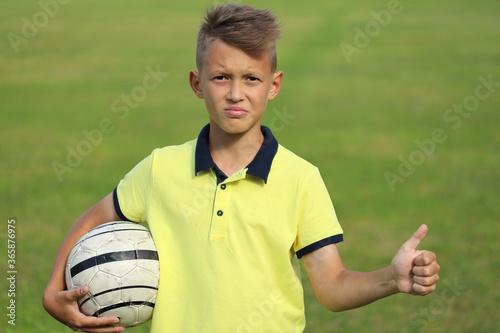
[213,76,228,81]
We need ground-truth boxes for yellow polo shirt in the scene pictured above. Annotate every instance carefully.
[114,125,343,332]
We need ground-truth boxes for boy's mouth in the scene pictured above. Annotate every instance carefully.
[224,107,248,117]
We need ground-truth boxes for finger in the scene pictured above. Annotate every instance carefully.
[412,280,438,295]
[71,326,125,333]
[413,273,440,288]
[68,323,125,333]
[65,285,89,302]
[401,224,428,251]
[73,311,121,326]
[413,260,440,277]
[412,267,439,295]
[414,250,437,266]
[68,314,123,332]
[64,287,122,330]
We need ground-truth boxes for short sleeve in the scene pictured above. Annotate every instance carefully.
[294,167,343,259]
[114,153,154,223]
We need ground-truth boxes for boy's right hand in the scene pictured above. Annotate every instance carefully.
[43,285,125,332]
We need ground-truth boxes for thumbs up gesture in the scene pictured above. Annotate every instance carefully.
[391,224,440,295]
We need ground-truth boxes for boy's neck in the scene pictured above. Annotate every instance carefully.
[208,123,264,177]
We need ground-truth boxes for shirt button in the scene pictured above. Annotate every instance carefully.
[217,210,223,216]
[221,184,226,190]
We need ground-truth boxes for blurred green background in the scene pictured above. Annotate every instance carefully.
[1,0,499,332]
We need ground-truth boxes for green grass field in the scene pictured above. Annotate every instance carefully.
[1,1,499,332]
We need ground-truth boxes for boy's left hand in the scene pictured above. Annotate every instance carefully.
[391,224,440,295]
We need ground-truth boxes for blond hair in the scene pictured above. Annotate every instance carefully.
[196,2,282,72]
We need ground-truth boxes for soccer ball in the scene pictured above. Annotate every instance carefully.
[65,221,160,327]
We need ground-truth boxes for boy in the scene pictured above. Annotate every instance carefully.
[43,3,440,332]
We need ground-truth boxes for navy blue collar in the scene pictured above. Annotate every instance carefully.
[195,124,278,184]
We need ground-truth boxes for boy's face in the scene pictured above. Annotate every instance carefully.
[190,39,283,136]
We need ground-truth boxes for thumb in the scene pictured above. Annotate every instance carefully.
[67,285,88,302]
[402,224,428,251]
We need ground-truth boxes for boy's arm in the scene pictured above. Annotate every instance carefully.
[43,192,125,333]
[302,224,440,312]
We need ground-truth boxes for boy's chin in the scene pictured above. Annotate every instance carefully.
[212,120,261,136]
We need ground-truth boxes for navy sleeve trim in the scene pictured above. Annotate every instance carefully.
[296,234,344,259]
[113,187,132,222]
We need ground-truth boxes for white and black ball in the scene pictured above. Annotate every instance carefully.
[65,221,159,327]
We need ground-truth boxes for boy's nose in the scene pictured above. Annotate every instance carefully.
[227,81,244,102]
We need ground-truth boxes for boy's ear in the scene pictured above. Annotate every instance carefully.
[268,70,283,101]
[189,70,204,99]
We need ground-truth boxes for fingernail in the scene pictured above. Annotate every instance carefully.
[80,286,86,294]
